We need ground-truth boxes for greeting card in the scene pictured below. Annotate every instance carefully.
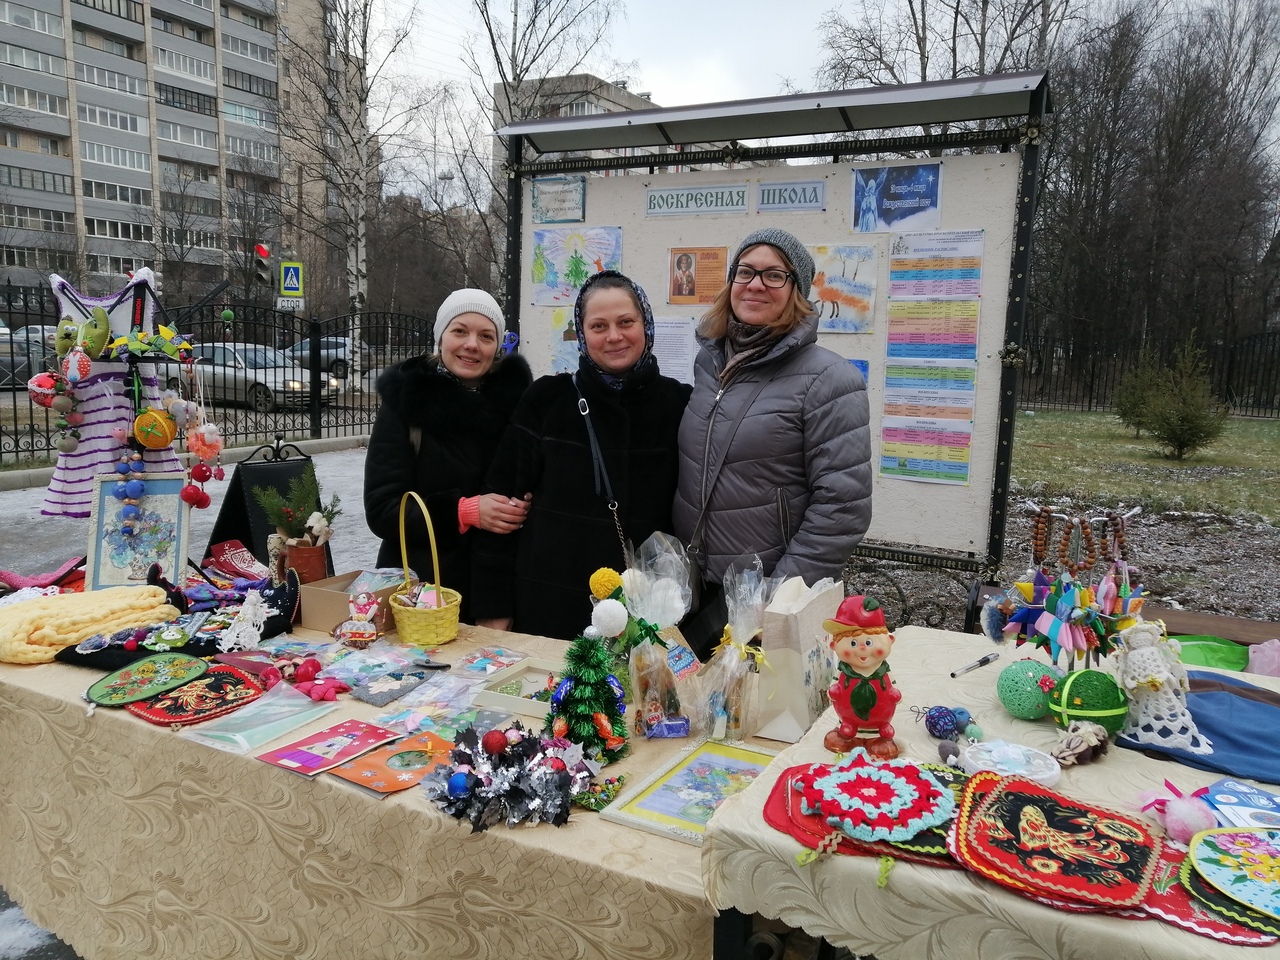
[257,719,401,777]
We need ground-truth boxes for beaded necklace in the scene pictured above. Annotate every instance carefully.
[1057,517,1098,577]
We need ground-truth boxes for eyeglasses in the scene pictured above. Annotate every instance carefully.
[730,264,794,288]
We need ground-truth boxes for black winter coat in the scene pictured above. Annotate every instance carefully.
[471,357,691,641]
[364,354,531,622]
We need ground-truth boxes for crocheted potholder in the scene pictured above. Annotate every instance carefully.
[1189,828,1280,922]
[958,774,1161,908]
[792,747,955,843]
[85,653,208,707]
[1179,851,1280,937]
[1140,843,1279,945]
[126,664,264,726]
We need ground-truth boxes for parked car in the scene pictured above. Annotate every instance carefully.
[283,336,371,379]
[0,317,59,352]
[168,342,339,412]
[0,337,54,389]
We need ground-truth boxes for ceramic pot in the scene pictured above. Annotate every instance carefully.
[286,543,328,584]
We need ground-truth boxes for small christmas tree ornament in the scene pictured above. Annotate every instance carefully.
[545,632,628,764]
[996,658,1061,720]
[1048,668,1128,735]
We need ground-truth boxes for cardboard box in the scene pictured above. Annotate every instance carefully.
[298,571,406,635]
[471,657,565,720]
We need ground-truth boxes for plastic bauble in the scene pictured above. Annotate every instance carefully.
[63,349,92,382]
[26,371,65,408]
[195,490,212,509]
[55,435,79,453]
[447,771,471,798]
[997,659,1059,720]
[133,410,178,450]
[545,757,567,772]
[50,395,74,413]
[220,309,235,323]
[1049,669,1128,735]
[191,463,213,483]
[180,484,204,505]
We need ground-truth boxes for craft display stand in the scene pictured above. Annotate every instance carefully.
[702,624,1280,960]
[204,434,334,578]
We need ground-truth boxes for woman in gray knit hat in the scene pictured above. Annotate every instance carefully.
[673,229,873,655]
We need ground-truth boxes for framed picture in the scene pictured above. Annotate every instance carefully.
[601,739,776,844]
[471,657,565,720]
[86,472,190,590]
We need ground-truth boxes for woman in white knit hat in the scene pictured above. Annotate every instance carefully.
[363,289,532,621]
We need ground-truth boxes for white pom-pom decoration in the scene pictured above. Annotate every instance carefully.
[591,598,629,639]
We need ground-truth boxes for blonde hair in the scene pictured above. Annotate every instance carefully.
[697,245,816,339]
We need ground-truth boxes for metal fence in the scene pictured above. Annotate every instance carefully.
[0,280,430,467]
[1018,331,1280,417]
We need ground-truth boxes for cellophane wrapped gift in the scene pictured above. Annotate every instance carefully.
[621,533,693,737]
[695,558,782,741]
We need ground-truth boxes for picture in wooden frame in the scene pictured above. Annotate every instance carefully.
[600,739,776,844]
[86,472,190,590]
[471,657,565,720]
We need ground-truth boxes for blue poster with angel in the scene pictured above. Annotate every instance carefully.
[32,270,190,518]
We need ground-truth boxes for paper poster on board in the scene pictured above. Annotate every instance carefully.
[550,307,578,373]
[531,176,586,224]
[653,317,698,385]
[530,226,622,306]
[853,163,941,233]
[668,247,727,305]
[807,244,877,333]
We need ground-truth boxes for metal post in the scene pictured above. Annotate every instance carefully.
[307,317,322,438]
[504,133,524,345]
[985,76,1049,576]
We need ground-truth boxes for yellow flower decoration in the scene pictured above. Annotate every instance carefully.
[589,567,623,600]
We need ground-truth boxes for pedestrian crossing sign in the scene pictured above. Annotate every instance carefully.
[280,262,303,296]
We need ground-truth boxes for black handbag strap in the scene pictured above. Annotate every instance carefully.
[572,374,627,561]
[688,376,771,562]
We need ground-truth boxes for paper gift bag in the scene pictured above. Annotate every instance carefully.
[755,577,842,743]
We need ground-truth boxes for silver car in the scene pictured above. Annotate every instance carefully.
[283,336,370,379]
[169,341,339,412]
[0,337,54,389]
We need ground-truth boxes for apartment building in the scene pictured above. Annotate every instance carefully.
[0,0,284,299]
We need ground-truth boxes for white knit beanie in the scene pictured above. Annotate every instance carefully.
[433,288,505,347]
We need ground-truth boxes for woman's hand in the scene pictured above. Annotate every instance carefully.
[476,617,513,632]
[477,493,531,533]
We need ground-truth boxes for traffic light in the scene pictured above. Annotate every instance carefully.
[253,243,272,285]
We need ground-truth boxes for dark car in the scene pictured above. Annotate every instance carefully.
[283,336,371,379]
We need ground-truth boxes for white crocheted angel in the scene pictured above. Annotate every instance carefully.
[218,590,269,653]
[1114,620,1212,754]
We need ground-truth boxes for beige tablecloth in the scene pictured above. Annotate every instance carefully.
[703,625,1280,960]
[0,626,710,960]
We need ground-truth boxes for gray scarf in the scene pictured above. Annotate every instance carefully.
[719,317,781,386]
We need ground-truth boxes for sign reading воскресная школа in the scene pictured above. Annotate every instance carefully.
[645,185,749,216]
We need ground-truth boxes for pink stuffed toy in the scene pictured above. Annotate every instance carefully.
[260,656,322,690]
[1138,779,1218,845]
[295,677,350,701]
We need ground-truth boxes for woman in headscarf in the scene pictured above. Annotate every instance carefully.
[364,289,531,623]
[472,271,690,641]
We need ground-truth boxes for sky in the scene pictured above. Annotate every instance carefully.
[400,0,839,107]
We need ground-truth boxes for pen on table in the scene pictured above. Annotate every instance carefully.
[414,659,451,670]
[951,652,999,678]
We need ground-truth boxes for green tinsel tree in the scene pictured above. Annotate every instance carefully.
[549,633,629,764]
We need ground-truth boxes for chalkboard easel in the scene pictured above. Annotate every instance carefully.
[203,436,334,577]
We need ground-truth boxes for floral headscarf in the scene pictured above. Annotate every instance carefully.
[573,271,656,389]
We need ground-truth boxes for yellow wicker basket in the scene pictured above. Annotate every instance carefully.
[388,491,462,647]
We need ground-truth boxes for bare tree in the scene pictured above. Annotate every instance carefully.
[413,0,623,303]
[224,159,282,303]
[280,0,441,379]
[136,159,224,304]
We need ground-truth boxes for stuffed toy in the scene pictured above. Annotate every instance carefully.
[296,677,350,701]
[1138,779,1218,845]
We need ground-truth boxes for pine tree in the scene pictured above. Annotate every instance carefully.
[548,633,629,764]
[564,249,590,289]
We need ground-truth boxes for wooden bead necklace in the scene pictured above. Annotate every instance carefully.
[1030,505,1055,569]
[1057,517,1097,577]
[1099,510,1128,563]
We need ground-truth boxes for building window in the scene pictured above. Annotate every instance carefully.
[81,140,150,171]
[152,15,211,45]
[154,47,216,83]
[161,191,220,216]
[70,0,143,23]
[160,159,217,184]
[223,100,277,130]
[157,120,218,150]
[559,100,607,117]
[75,62,146,96]
[224,135,278,164]
[221,34,276,65]
[159,226,221,249]
[3,246,73,271]
[0,83,67,116]
[87,253,152,274]
[156,82,217,116]
[0,41,67,76]
[84,217,152,241]
[2,204,72,232]
[36,136,64,156]
[3,165,73,194]
[82,179,151,205]
[223,66,277,99]
[72,26,141,61]
[0,1,63,37]
[77,102,146,134]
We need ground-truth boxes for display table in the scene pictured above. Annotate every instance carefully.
[0,626,712,960]
[703,625,1280,960]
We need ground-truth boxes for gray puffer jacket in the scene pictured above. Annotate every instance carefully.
[673,313,872,585]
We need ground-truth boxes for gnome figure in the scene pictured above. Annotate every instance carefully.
[824,595,902,759]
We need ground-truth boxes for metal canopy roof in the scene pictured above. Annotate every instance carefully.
[496,71,1049,155]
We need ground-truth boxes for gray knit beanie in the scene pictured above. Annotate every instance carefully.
[433,288,505,347]
[731,228,814,298]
